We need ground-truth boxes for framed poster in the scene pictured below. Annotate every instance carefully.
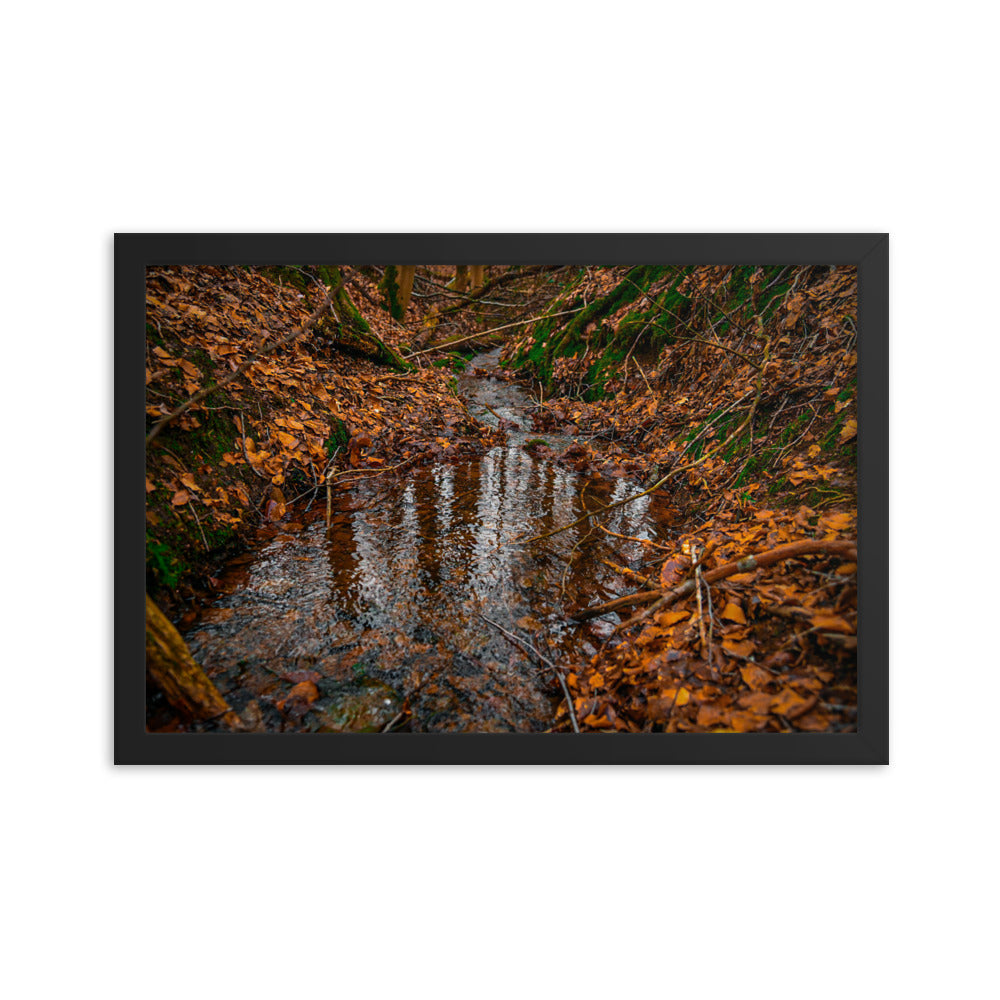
[118,233,887,763]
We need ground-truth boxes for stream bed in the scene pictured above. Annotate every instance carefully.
[183,348,679,732]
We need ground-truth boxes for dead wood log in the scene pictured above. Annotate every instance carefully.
[145,594,241,729]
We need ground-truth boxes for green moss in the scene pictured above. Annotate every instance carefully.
[583,347,627,400]
[146,321,164,348]
[326,418,349,455]
[432,353,469,373]
[146,532,186,590]
[378,265,404,320]
[548,265,672,360]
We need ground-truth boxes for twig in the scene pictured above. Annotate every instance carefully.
[235,413,268,480]
[702,574,716,672]
[186,499,210,553]
[600,558,655,589]
[733,328,772,480]
[479,616,580,734]
[406,308,585,358]
[693,545,707,655]
[478,401,508,424]
[327,458,414,482]
[597,524,670,550]
[381,710,407,733]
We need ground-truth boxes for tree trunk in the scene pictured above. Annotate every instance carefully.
[397,265,416,315]
[448,265,470,293]
[378,265,416,320]
[145,594,241,728]
[324,267,411,370]
[469,265,485,290]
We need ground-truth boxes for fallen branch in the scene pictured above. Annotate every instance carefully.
[618,539,858,631]
[145,594,241,729]
[572,539,857,625]
[432,265,568,318]
[480,615,580,733]
[405,307,585,358]
[600,558,654,588]
[597,524,672,551]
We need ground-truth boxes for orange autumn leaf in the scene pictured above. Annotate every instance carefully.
[653,609,689,627]
[723,637,755,658]
[636,626,672,647]
[739,664,772,691]
[810,613,854,634]
[287,681,319,704]
[659,557,689,589]
[821,511,853,532]
[770,689,818,720]
[180,473,201,492]
[737,691,773,713]
[696,703,728,728]
[793,710,832,731]
[721,601,746,624]
[728,710,768,732]
[170,489,190,506]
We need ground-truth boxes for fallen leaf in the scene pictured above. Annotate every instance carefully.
[660,557,690,589]
[809,614,854,634]
[721,601,746,624]
[821,511,852,531]
[739,665,772,690]
[653,610,689,627]
[723,637,755,658]
[770,688,818,719]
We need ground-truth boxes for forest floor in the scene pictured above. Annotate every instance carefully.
[146,264,858,734]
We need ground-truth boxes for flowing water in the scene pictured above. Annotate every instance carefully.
[184,348,678,732]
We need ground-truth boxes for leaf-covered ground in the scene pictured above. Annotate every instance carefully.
[146,264,857,734]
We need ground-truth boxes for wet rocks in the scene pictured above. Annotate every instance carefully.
[310,678,402,733]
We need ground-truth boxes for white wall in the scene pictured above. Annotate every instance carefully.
[4,3,996,998]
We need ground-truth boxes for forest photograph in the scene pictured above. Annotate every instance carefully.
[144,260,859,736]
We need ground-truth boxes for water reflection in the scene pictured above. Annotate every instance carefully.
[185,349,677,731]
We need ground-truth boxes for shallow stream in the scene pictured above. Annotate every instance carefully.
[184,348,678,732]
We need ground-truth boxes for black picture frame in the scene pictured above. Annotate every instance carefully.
[119,233,888,764]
